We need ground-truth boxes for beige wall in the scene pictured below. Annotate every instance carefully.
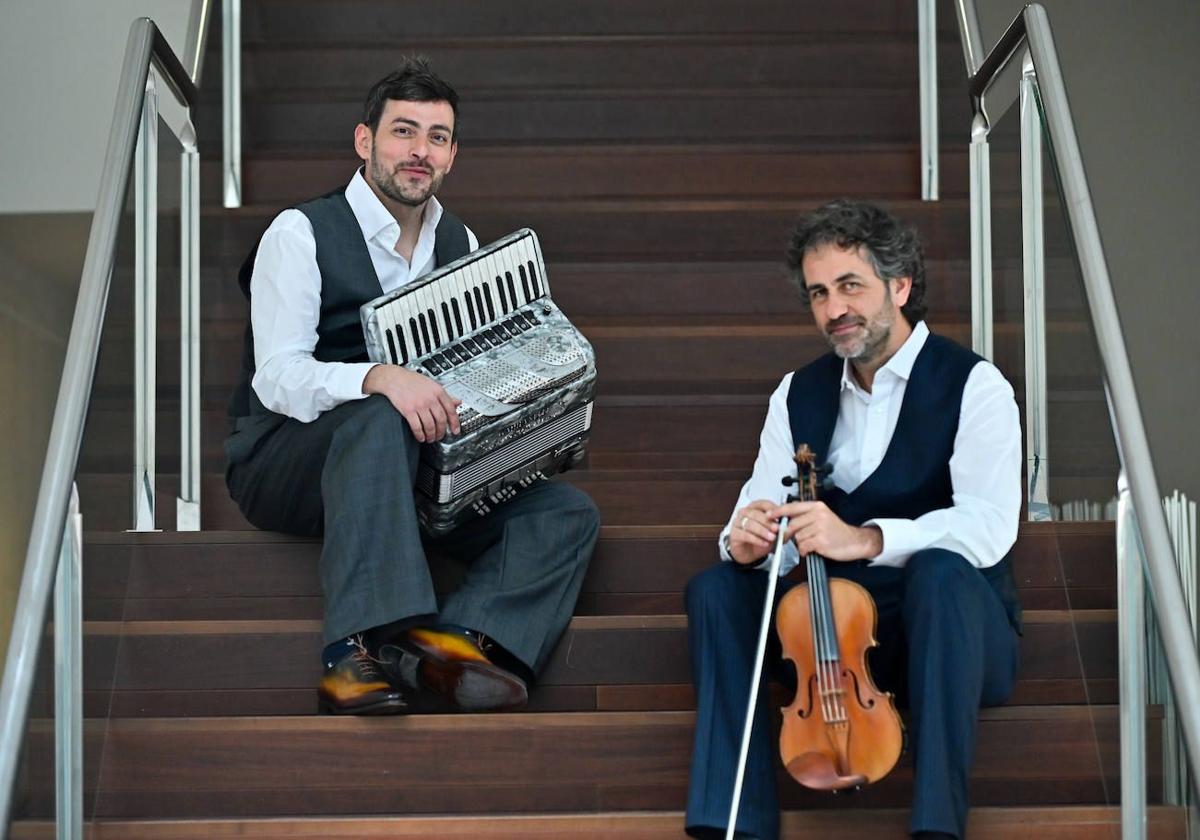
[973,0,1200,502]
[0,215,92,655]
[0,1,197,658]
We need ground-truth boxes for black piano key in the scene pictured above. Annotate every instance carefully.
[473,288,487,324]
[496,274,509,313]
[465,292,478,330]
[441,302,456,339]
[428,309,443,347]
[451,299,464,336]
[527,260,542,298]
[409,317,423,356]
[483,286,496,321]
[517,266,530,302]
[386,329,402,365]
[418,313,432,351]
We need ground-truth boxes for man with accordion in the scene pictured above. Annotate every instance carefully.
[224,58,599,716]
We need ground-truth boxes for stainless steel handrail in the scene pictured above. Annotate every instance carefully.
[0,18,199,829]
[955,0,1200,810]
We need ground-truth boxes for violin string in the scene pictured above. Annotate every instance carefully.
[807,552,830,723]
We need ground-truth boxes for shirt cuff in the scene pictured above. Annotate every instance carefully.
[329,362,378,403]
[718,525,773,571]
[863,518,923,568]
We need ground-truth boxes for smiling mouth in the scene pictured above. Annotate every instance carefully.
[828,322,863,337]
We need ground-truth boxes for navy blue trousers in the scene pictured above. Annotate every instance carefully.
[684,549,1019,840]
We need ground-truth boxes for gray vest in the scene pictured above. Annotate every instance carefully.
[226,187,471,462]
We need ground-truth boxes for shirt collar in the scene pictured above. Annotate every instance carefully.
[839,320,930,393]
[344,167,444,245]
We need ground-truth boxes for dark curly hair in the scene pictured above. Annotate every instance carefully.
[362,56,460,140]
[785,199,927,325]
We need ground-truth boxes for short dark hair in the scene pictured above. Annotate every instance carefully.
[362,56,460,139]
[785,199,927,325]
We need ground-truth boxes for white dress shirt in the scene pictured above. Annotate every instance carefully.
[250,169,479,423]
[719,321,1022,573]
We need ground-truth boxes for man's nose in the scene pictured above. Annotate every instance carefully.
[826,294,849,320]
[409,135,428,159]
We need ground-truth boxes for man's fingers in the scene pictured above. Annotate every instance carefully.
[402,409,427,443]
[439,392,462,435]
[427,401,450,441]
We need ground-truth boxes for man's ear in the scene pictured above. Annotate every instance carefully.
[353,123,372,163]
[890,275,912,308]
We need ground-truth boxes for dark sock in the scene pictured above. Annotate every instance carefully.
[321,614,437,667]
[913,833,956,840]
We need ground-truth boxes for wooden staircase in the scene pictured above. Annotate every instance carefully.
[13,0,1162,836]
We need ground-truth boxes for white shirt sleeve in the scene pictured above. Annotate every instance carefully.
[865,361,1022,569]
[249,209,376,423]
[718,373,802,576]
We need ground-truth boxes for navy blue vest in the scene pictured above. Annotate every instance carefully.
[226,187,470,456]
[785,333,1022,631]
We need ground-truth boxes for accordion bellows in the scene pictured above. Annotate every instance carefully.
[360,229,596,535]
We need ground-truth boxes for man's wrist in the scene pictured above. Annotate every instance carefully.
[859,525,884,559]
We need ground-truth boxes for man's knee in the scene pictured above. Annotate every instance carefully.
[902,549,985,626]
[686,562,752,624]
[329,394,419,464]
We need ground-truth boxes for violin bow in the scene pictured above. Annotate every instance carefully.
[723,445,809,839]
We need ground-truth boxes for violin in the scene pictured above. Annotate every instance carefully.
[775,444,903,790]
[724,445,904,838]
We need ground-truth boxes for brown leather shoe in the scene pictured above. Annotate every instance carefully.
[380,627,528,712]
[317,635,409,715]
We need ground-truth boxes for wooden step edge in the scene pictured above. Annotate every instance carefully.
[82,519,1115,545]
[215,141,974,160]
[9,806,1187,838]
[74,609,1116,637]
[237,30,965,50]
[232,83,969,102]
[51,705,1140,734]
[215,196,975,216]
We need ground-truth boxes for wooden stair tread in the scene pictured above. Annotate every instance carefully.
[42,610,1119,716]
[7,806,1189,839]
[14,706,1158,819]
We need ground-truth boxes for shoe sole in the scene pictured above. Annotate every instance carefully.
[421,659,528,712]
[317,696,410,716]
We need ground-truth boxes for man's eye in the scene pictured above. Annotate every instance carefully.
[431,134,448,144]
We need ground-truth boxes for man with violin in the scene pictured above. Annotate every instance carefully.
[684,200,1023,840]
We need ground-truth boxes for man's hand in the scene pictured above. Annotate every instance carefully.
[773,500,882,562]
[363,364,461,443]
[728,500,780,566]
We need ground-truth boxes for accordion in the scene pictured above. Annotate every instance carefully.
[360,229,596,535]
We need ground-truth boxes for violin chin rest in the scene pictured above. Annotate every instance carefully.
[786,752,868,792]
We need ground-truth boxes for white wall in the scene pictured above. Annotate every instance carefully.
[0,0,197,214]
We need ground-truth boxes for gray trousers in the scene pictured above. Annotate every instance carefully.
[225,395,600,673]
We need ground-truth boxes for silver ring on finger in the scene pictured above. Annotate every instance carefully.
[740,515,750,530]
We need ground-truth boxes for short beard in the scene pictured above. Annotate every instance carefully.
[824,293,896,365]
[368,147,442,207]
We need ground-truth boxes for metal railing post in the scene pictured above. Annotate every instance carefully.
[222,0,242,208]
[969,112,993,360]
[178,120,202,531]
[919,0,939,200]
[1020,52,1050,521]
[53,485,83,840]
[133,74,159,532]
[1117,471,1148,840]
